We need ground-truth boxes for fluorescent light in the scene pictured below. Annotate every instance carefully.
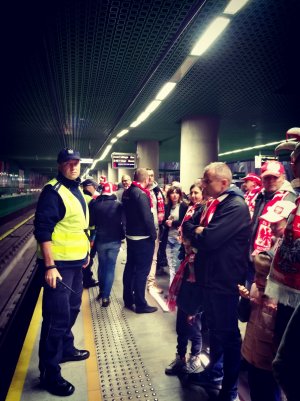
[80,158,93,164]
[116,129,129,138]
[224,0,250,15]
[218,141,284,156]
[110,138,118,144]
[99,145,112,160]
[155,82,177,100]
[190,16,230,56]
[91,159,100,169]
[130,119,142,128]
[144,100,161,114]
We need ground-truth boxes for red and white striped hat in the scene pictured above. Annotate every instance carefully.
[241,173,261,186]
[102,182,115,196]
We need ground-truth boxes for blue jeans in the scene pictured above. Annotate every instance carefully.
[202,290,241,399]
[95,240,121,298]
[166,236,181,286]
[38,264,83,379]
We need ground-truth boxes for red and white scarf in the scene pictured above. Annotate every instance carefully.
[200,194,228,226]
[132,181,153,208]
[252,192,288,256]
[266,198,300,307]
[167,252,195,312]
[178,202,201,236]
[156,190,165,224]
[244,186,261,218]
[167,194,228,311]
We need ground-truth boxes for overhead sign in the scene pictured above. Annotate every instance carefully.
[255,155,277,168]
[111,152,136,169]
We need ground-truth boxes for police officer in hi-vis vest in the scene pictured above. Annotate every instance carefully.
[34,148,90,397]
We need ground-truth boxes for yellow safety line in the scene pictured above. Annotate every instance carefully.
[0,214,35,241]
[5,288,101,401]
[5,290,43,401]
[82,290,102,401]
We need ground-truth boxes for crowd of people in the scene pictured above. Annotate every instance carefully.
[33,131,300,399]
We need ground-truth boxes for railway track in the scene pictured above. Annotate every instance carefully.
[0,209,40,401]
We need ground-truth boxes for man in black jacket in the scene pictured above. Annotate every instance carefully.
[184,162,251,401]
[122,168,158,313]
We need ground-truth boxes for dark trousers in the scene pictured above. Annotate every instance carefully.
[176,308,202,358]
[123,237,155,308]
[202,290,241,398]
[38,265,83,379]
[274,302,295,347]
[247,363,281,401]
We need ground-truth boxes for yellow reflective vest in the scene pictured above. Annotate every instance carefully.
[37,178,90,261]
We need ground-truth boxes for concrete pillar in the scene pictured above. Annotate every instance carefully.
[136,141,159,180]
[118,168,134,182]
[107,163,118,184]
[180,116,219,193]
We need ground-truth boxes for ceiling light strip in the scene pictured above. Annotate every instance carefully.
[87,0,250,172]
[190,16,231,57]
[218,141,285,156]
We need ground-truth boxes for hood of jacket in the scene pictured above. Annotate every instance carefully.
[222,184,245,199]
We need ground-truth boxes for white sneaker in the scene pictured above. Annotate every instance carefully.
[165,354,186,375]
[185,353,203,374]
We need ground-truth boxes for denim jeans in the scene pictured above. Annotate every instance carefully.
[123,237,155,308]
[38,265,83,379]
[166,235,181,286]
[176,308,202,358]
[202,290,241,399]
[95,240,121,298]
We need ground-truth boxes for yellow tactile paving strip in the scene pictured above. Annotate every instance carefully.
[82,289,102,401]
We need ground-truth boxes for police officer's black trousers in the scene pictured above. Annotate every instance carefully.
[38,266,83,380]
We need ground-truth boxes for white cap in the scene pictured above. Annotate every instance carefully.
[259,200,296,223]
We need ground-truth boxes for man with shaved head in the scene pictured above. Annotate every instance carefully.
[184,162,251,401]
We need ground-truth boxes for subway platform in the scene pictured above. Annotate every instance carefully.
[5,244,250,401]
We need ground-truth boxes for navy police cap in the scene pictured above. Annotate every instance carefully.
[81,178,98,187]
[57,148,81,164]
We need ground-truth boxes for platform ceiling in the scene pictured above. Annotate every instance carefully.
[1,0,299,175]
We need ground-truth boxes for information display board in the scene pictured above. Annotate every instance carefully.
[111,152,136,169]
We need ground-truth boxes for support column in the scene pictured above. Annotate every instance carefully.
[118,168,134,182]
[136,141,159,179]
[180,116,219,193]
[108,163,118,184]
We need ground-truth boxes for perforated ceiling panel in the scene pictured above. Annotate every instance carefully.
[1,0,299,174]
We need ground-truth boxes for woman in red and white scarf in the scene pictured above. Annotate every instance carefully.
[178,183,205,238]
[165,183,206,375]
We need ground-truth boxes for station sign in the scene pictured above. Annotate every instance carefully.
[255,155,277,168]
[111,152,136,169]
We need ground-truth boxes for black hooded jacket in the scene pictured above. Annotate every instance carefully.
[122,184,156,240]
[89,194,125,242]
